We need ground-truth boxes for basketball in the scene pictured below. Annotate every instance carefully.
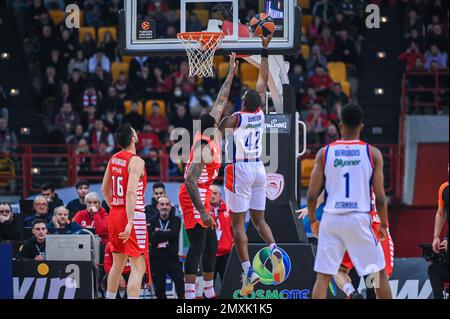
[249,13,275,37]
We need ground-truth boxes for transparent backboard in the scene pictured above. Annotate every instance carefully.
[119,0,302,56]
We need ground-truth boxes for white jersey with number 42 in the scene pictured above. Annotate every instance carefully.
[228,109,265,162]
[323,140,375,214]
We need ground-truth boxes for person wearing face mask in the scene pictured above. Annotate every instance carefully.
[72,192,109,244]
[148,196,184,299]
[47,206,82,234]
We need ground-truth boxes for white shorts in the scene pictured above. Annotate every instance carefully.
[314,212,385,277]
[224,161,266,212]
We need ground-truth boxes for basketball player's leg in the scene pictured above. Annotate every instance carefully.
[184,224,208,299]
[231,212,250,266]
[106,252,129,299]
[201,227,218,298]
[334,253,363,298]
[374,269,392,299]
[312,273,333,299]
[127,254,147,299]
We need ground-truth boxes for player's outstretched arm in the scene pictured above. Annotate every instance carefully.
[306,148,325,236]
[101,162,112,208]
[210,53,239,124]
[255,34,273,110]
[371,146,388,240]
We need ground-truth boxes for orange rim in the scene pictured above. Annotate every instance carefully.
[177,32,224,50]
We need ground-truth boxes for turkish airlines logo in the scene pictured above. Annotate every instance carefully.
[141,21,151,30]
[266,173,284,201]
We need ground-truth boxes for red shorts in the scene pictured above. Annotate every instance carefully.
[108,207,149,258]
[179,184,215,230]
[341,214,394,277]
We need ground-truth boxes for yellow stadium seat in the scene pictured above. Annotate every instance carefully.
[49,10,65,26]
[124,100,144,115]
[98,27,117,43]
[79,26,96,43]
[301,15,313,29]
[301,158,315,187]
[240,63,259,82]
[122,55,133,65]
[298,0,311,9]
[192,9,210,27]
[328,62,347,83]
[242,80,257,90]
[301,44,310,59]
[111,62,129,82]
[218,62,229,79]
[79,10,84,26]
[340,80,351,97]
[145,100,166,117]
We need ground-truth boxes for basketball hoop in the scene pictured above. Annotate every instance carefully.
[177,32,225,78]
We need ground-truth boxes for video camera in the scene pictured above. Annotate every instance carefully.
[419,243,448,264]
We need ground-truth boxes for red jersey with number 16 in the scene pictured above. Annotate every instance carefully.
[179,133,221,229]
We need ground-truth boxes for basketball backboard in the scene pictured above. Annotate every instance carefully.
[119,0,302,56]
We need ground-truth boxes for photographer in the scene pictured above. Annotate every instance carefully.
[428,180,448,299]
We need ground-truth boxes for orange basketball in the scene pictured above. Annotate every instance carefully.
[249,13,275,37]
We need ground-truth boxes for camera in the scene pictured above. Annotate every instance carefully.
[419,243,448,264]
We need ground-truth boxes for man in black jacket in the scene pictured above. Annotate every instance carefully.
[0,202,23,241]
[66,180,89,219]
[145,182,176,222]
[40,182,64,215]
[19,219,47,260]
[149,196,184,299]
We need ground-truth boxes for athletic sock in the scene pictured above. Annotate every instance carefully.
[203,280,216,299]
[242,261,251,274]
[127,296,139,299]
[269,243,277,251]
[105,291,117,299]
[185,283,196,299]
[343,283,356,297]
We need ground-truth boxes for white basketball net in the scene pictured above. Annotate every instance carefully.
[177,32,225,78]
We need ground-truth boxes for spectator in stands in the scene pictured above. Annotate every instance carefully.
[102,108,121,134]
[41,183,64,214]
[300,87,323,111]
[24,196,51,227]
[129,56,149,85]
[169,103,193,134]
[57,83,76,109]
[406,28,426,52]
[145,182,175,221]
[122,101,145,132]
[99,31,117,62]
[68,69,86,111]
[86,119,115,153]
[72,192,109,244]
[308,16,323,41]
[174,61,196,95]
[424,44,448,70]
[81,105,98,131]
[54,102,80,136]
[38,25,56,64]
[308,65,334,97]
[334,30,358,65]
[306,45,328,76]
[306,103,328,144]
[20,219,47,260]
[91,142,110,172]
[0,118,17,154]
[75,138,92,173]
[329,11,351,38]
[138,123,161,155]
[149,196,184,299]
[82,82,99,110]
[187,12,204,31]
[114,71,130,100]
[404,10,424,39]
[104,0,122,26]
[289,64,308,103]
[325,83,349,113]
[68,50,88,76]
[41,65,59,101]
[313,0,336,23]
[152,66,173,96]
[47,206,82,234]
[324,123,340,144]
[80,32,97,60]
[66,180,90,218]
[427,25,448,52]
[0,202,23,241]
[210,185,233,284]
[340,0,358,25]
[57,29,77,65]
[47,48,66,80]
[315,27,336,60]
[398,41,425,70]
[84,0,104,27]
[188,87,214,117]
[88,50,111,74]
[100,87,123,115]
[92,64,113,97]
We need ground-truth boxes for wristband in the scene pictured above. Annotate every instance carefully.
[261,48,269,58]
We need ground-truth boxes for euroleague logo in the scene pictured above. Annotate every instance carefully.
[252,247,291,285]
[141,21,152,31]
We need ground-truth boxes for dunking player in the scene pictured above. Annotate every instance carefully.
[219,34,283,296]
[101,123,148,299]
[179,54,239,299]
[307,104,392,299]
[298,192,394,299]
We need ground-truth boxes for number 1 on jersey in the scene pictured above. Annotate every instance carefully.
[343,173,350,198]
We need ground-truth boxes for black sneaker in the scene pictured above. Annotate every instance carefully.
[348,291,364,299]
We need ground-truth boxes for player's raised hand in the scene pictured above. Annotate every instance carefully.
[229,52,239,73]
[296,207,308,220]
[119,223,133,243]
[310,219,320,238]
[260,33,273,49]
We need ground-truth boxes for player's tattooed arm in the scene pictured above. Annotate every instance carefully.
[101,161,112,208]
[256,34,273,110]
[210,53,239,124]
[185,162,207,214]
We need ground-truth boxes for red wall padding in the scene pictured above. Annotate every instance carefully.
[413,143,449,206]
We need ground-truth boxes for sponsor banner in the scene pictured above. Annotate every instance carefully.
[0,244,13,299]
[266,173,285,201]
[265,114,290,134]
[137,19,155,40]
[12,260,95,299]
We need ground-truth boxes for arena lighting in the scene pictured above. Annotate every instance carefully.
[10,88,19,96]
[377,51,386,59]
[31,168,41,175]
[374,88,385,95]
[20,127,30,135]
[0,52,9,60]
[381,16,388,23]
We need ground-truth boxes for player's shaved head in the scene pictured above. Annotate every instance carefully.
[341,103,364,129]
[242,89,261,112]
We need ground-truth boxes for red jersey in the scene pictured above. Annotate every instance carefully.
[212,200,234,256]
[179,133,221,229]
